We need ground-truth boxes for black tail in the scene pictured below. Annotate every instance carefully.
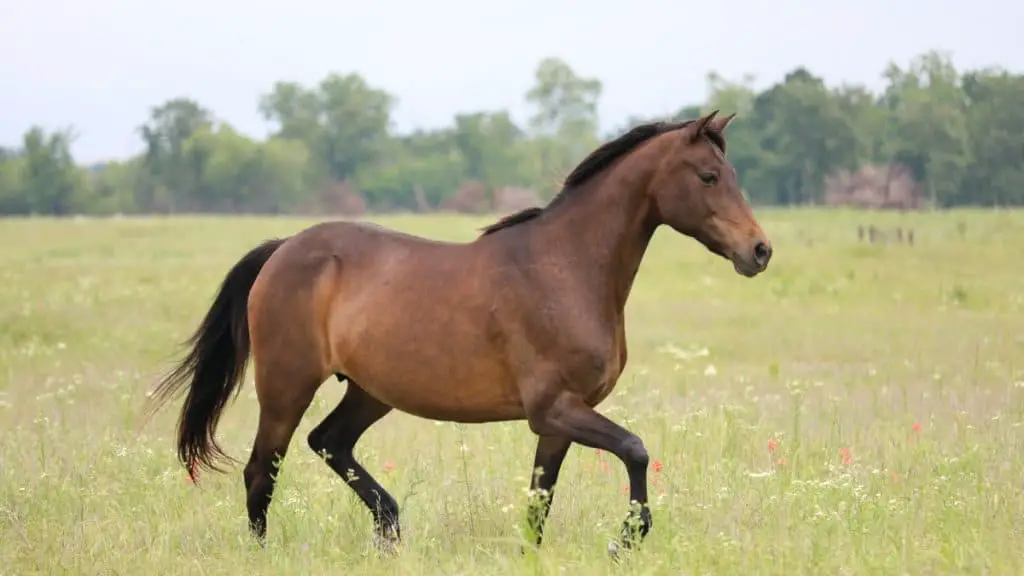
[148,238,288,477]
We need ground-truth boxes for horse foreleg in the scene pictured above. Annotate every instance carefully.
[526,391,651,557]
[524,435,573,549]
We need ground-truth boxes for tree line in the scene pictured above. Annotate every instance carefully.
[1,50,1022,216]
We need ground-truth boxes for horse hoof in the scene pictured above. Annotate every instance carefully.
[607,539,621,561]
[372,532,401,557]
[520,542,543,556]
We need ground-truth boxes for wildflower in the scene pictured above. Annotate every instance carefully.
[912,422,922,433]
[767,439,778,452]
[651,463,664,494]
[383,460,395,473]
[839,447,853,466]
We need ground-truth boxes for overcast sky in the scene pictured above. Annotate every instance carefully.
[1,0,1020,163]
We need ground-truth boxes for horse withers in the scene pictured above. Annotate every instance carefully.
[148,110,772,556]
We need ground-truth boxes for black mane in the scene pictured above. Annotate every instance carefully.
[480,119,724,236]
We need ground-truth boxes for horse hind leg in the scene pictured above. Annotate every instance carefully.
[307,379,397,552]
[242,362,321,544]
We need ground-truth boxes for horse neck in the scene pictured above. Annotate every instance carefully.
[537,156,659,313]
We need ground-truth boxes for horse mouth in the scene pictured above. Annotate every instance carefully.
[732,256,763,278]
[701,238,762,277]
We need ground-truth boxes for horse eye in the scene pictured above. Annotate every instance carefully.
[698,172,718,186]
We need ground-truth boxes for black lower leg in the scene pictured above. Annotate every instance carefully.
[308,382,398,543]
[243,448,282,543]
[243,406,308,544]
[619,446,652,549]
[529,392,652,551]
[525,435,572,547]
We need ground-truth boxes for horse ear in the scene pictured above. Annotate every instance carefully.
[708,112,737,133]
[685,109,719,142]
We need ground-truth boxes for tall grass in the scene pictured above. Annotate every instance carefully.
[1,208,1022,574]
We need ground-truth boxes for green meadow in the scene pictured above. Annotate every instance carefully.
[1,208,1022,575]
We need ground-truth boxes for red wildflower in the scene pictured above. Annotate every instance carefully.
[839,447,853,466]
[653,460,663,473]
[767,439,778,452]
[912,422,922,433]
[383,460,395,472]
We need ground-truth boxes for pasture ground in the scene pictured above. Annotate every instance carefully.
[1,208,1023,575]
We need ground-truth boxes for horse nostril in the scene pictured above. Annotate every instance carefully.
[753,241,772,267]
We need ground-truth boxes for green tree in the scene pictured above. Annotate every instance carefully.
[179,123,318,213]
[260,73,395,183]
[137,98,215,211]
[526,57,603,140]
[258,81,323,143]
[355,132,466,210]
[0,152,25,213]
[880,51,971,207]
[748,68,861,204]
[524,57,603,192]
[5,50,1024,215]
[84,159,140,215]
[453,111,524,188]
[20,127,86,215]
[699,75,763,198]
[960,69,1024,205]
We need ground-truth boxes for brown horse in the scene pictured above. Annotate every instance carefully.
[148,110,772,556]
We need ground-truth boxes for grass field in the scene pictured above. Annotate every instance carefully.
[1,208,1023,575]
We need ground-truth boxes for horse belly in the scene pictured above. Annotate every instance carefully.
[334,319,525,422]
[352,352,525,422]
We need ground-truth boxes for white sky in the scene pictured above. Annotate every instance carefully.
[1,0,1020,163]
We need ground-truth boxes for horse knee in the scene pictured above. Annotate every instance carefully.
[307,427,328,457]
[243,459,258,490]
[618,435,649,469]
[244,449,276,490]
